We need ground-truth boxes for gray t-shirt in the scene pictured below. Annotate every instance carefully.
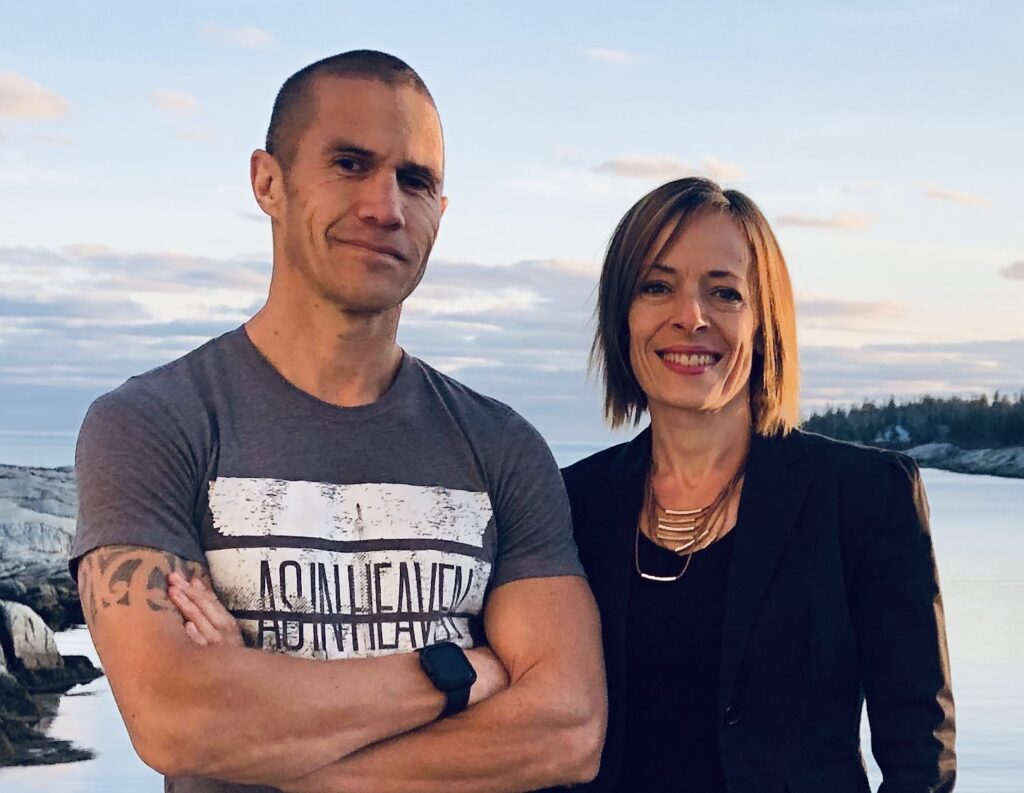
[72,327,582,792]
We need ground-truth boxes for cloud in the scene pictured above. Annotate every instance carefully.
[926,187,988,207]
[583,48,637,65]
[1,244,1021,455]
[149,90,201,115]
[503,168,618,200]
[800,339,1024,409]
[591,155,744,182]
[797,296,905,323]
[702,156,745,182]
[592,155,692,179]
[775,213,869,230]
[0,72,68,119]
[199,23,272,49]
[1000,260,1024,281]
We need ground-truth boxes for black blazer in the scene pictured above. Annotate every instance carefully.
[562,428,955,793]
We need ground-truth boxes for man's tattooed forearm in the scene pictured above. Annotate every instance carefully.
[78,545,209,620]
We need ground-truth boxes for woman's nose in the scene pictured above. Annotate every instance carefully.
[670,293,709,333]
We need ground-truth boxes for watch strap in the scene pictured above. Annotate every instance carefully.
[438,681,472,718]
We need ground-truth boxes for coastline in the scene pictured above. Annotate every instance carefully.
[903,444,1024,479]
[0,448,1020,769]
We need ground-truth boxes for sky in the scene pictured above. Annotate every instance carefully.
[1,1,1022,466]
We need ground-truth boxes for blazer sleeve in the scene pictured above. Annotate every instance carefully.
[850,454,956,793]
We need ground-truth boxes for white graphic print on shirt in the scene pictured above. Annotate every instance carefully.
[206,478,493,659]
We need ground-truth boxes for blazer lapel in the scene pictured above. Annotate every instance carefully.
[719,431,814,705]
[595,427,650,649]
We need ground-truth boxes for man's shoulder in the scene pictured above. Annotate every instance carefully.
[407,355,518,429]
[85,329,241,430]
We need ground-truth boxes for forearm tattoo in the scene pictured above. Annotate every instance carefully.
[78,545,209,624]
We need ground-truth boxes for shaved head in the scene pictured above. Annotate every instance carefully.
[266,50,436,170]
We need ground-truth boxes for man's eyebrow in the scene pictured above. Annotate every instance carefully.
[324,141,441,186]
[398,161,441,187]
[325,142,376,160]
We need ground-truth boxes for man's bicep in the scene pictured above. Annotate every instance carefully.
[483,576,603,686]
[77,545,208,692]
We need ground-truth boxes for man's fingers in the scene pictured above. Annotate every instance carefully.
[184,621,209,646]
[191,579,245,646]
[192,579,239,631]
[168,583,224,644]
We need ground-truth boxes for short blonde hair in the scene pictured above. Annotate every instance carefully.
[591,177,799,436]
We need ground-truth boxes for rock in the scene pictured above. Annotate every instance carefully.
[0,602,102,768]
[0,464,82,630]
[0,671,39,718]
[0,600,63,671]
[906,444,1024,478]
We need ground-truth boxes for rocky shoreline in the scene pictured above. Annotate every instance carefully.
[0,464,103,767]
[0,445,1020,767]
[904,444,1024,479]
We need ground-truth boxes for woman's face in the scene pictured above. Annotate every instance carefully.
[627,211,757,418]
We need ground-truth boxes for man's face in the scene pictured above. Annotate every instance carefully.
[272,76,446,314]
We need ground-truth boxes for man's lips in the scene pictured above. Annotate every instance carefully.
[656,346,723,372]
[330,238,407,262]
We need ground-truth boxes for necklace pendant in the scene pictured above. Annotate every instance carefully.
[656,524,698,535]
[659,510,708,522]
[639,570,687,582]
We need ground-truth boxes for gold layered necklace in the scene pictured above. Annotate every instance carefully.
[635,459,746,583]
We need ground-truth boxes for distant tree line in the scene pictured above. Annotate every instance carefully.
[801,392,1024,449]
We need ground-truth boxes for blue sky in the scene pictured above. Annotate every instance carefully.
[1,1,1022,465]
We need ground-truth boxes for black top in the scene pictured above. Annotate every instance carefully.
[558,429,955,793]
[615,531,735,793]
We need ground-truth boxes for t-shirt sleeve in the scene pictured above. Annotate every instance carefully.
[70,385,207,580]
[488,410,584,589]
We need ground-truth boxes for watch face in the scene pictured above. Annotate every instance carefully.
[421,642,477,691]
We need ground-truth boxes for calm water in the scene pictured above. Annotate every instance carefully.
[2,446,1021,792]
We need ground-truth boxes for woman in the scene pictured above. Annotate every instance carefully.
[565,177,955,792]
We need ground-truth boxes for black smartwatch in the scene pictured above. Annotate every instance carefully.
[418,641,477,718]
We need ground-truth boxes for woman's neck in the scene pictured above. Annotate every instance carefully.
[648,394,753,491]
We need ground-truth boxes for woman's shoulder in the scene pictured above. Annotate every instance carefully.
[786,429,922,488]
[560,434,649,492]
[561,441,631,489]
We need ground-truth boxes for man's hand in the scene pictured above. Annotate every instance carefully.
[168,573,244,648]
[169,572,511,706]
[78,545,510,785]
[274,576,606,793]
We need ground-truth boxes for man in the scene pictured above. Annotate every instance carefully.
[72,50,605,793]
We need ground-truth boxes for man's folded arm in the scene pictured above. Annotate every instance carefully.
[277,574,608,793]
[78,544,501,785]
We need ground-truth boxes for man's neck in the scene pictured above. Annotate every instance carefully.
[245,300,404,408]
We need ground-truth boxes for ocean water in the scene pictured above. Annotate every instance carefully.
[2,449,1021,792]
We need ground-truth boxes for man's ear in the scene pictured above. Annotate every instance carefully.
[251,149,284,219]
[440,195,449,218]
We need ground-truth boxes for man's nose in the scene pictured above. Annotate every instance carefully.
[356,173,404,228]
[670,292,709,333]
